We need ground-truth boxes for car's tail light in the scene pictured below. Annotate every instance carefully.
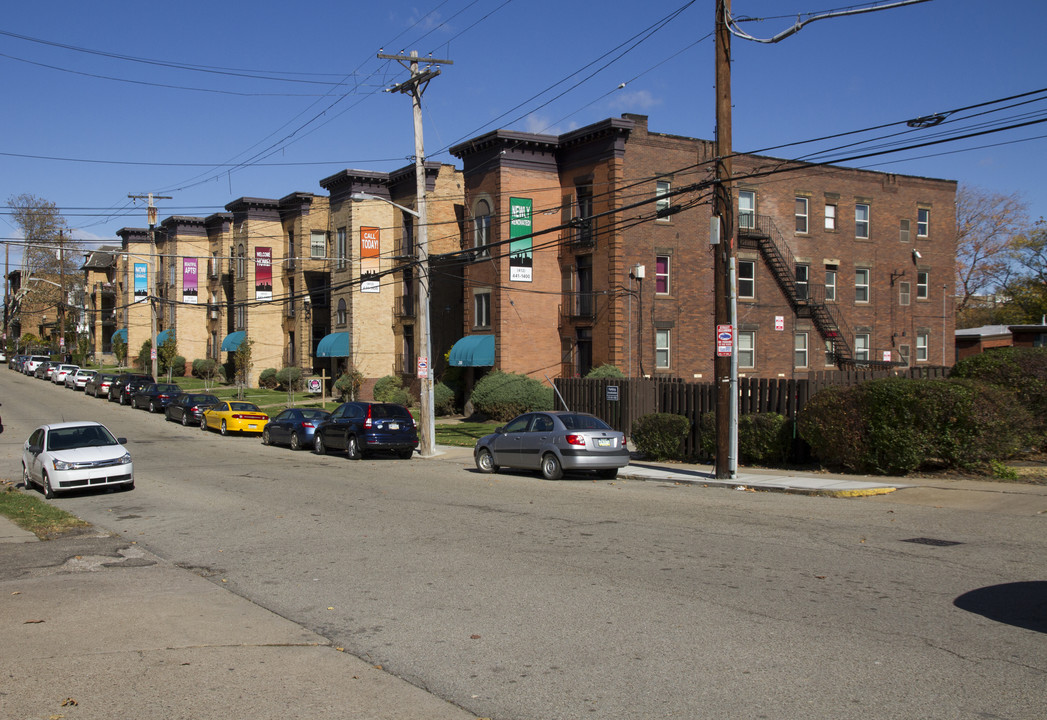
[301,422,315,429]
[565,434,586,446]
[364,405,373,429]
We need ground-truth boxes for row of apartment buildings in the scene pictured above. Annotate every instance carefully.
[73,113,955,391]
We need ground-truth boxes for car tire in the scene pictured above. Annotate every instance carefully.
[475,447,499,474]
[220,420,228,436]
[314,433,327,455]
[200,416,208,431]
[22,464,34,490]
[346,434,361,460]
[261,428,271,446]
[42,471,54,500]
[597,468,619,480]
[541,453,563,481]
[397,449,414,460]
[181,412,190,427]
[290,432,301,451]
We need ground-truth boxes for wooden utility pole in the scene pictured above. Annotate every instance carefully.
[713,0,735,479]
[379,51,452,458]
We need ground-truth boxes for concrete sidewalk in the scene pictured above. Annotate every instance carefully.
[0,525,478,720]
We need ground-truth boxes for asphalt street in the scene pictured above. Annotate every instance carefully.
[2,369,1045,719]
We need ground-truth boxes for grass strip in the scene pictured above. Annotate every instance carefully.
[0,483,90,538]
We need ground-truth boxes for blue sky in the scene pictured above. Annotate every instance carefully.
[2,0,1045,267]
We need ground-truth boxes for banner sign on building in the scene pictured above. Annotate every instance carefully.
[360,227,380,293]
[133,263,148,303]
[509,197,533,282]
[182,258,198,304]
[255,247,272,301]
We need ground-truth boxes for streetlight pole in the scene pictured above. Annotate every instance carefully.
[129,193,170,379]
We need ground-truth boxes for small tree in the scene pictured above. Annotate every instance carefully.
[334,365,364,401]
[158,336,179,381]
[233,337,254,399]
[193,358,224,390]
[112,335,128,367]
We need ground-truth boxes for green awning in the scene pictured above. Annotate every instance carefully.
[156,329,174,346]
[220,331,246,352]
[111,328,127,342]
[315,332,350,358]
[449,334,495,367]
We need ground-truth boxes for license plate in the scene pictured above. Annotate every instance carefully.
[596,438,611,447]
[389,422,400,430]
[248,424,257,429]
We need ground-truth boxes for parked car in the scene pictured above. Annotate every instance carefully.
[108,373,155,404]
[262,407,331,451]
[52,364,79,385]
[22,421,134,499]
[473,411,630,480]
[35,361,57,379]
[312,401,417,459]
[67,368,97,390]
[85,372,119,398]
[23,355,50,375]
[10,354,27,370]
[165,393,220,426]
[201,401,269,435]
[131,383,182,412]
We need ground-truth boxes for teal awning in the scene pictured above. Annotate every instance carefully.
[220,331,246,352]
[316,332,350,358]
[111,328,127,342]
[156,329,174,346]
[449,334,495,367]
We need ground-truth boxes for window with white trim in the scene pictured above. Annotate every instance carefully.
[738,190,756,230]
[899,281,911,306]
[655,329,670,369]
[794,332,809,368]
[738,260,755,299]
[738,330,755,368]
[336,298,347,327]
[855,333,870,362]
[310,230,326,259]
[825,266,837,301]
[474,199,491,257]
[795,197,809,234]
[795,264,809,300]
[656,180,672,220]
[917,271,929,299]
[855,268,870,303]
[916,332,929,361]
[855,203,870,239]
[473,289,491,329]
[824,203,836,231]
[336,228,347,270]
[655,255,670,295]
[917,208,930,238]
[824,339,836,366]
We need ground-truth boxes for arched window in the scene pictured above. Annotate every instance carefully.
[336,298,347,327]
[236,243,246,279]
[474,199,491,256]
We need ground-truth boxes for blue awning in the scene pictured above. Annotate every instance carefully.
[111,328,127,342]
[449,334,495,367]
[315,332,350,358]
[156,329,174,346]
[220,331,246,352]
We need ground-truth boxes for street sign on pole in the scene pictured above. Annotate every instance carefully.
[417,356,429,379]
[716,324,733,357]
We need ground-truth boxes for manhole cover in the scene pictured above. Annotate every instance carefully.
[902,537,963,547]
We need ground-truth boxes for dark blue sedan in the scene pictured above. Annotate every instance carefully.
[262,407,331,451]
[312,402,417,459]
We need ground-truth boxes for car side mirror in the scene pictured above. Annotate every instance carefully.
[495,426,504,434]
[117,438,128,444]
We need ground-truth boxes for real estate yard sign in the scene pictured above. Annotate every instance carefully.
[509,197,532,282]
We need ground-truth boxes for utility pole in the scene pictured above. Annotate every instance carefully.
[58,230,66,359]
[129,193,172,379]
[713,0,735,480]
[379,50,452,458]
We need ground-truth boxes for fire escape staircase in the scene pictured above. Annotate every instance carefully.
[738,214,856,368]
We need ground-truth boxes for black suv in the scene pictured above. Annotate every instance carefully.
[312,401,418,459]
[108,373,155,404]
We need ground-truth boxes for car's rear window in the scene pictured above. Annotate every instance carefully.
[559,414,612,431]
[371,404,412,420]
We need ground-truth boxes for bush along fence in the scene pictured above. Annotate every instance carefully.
[555,366,949,461]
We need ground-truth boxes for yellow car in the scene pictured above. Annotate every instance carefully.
[200,401,269,436]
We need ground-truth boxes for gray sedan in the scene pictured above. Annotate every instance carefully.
[473,411,629,480]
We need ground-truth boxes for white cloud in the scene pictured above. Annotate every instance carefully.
[607,89,660,112]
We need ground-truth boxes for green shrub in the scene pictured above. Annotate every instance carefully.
[373,374,412,406]
[171,356,187,377]
[192,358,224,380]
[275,366,304,391]
[799,377,1034,475]
[334,367,364,400]
[632,413,690,460]
[434,381,456,416]
[697,412,792,466]
[950,347,1047,446]
[258,368,279,389]
[586,364,625,379]
[469,371,554,422]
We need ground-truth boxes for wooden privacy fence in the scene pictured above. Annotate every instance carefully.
[555,367,949,458]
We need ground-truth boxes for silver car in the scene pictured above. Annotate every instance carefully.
[22,421,134,499]
[473,411,629,480]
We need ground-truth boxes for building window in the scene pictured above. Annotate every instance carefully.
[210,251,219,278]
[738,330,755,368]
[655,255,670,294]
[917,271,929,299]
[656,180,672,220]
[825,266,837,301]
[336,298,347,327]
[336,227,347,270]
[655,329,670,369]
[855,268,870,303]
[900,219,911,243]
[917,208,930,238]
[824,339,836,366]
[898,344,911,366]
[855,333,870,362]
[794,332,809,368]
[310,231,326,259]
[738,260,755,299]
[795,197,809,234]
[401,211,415,257]
[575,255,594,317]
[473,289,491,329]
[824,203,837,231]
[855,203,870,239]
[576,187,594,245]
[474,199,491,257]
[235,304,246,330]
[576,327,593,376]
[916,332,929,361]
[738,190,756,229]
[899,281,911,306]
[795,264,809,300]
[236,243,245,279]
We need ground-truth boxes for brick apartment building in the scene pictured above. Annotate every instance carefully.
[449,114,957,381]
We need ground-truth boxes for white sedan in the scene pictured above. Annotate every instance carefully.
[22,421,134,499]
